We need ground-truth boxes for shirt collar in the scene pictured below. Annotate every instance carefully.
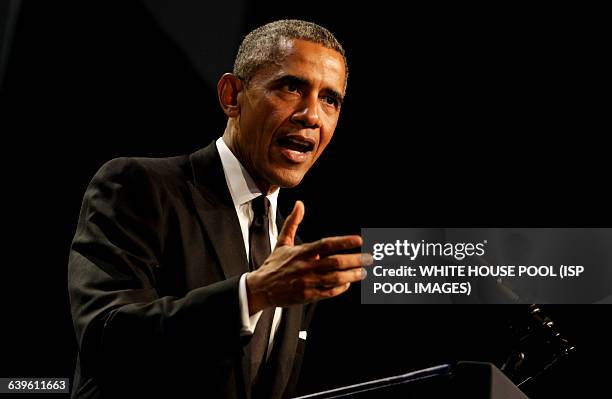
[216,137,279,214]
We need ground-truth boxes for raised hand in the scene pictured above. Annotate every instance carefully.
[246,201,373,314]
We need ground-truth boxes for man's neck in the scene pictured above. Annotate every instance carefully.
[221,131,278,196]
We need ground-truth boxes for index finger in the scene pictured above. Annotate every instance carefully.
[299,235,362,258]
[308,253,374,272]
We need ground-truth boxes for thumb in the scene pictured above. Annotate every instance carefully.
[276,201,305,248]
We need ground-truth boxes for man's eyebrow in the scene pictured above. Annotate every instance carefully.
[323,88,344,105]
[274,74,344,105]
[274,74,309,87]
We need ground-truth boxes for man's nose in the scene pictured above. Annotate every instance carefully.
[290,96,321,129]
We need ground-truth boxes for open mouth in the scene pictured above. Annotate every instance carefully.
[276,135,316,164]
[276,136,315,153]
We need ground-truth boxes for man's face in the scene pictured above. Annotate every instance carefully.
[234,39,346,191]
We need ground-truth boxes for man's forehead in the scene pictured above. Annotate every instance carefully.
[261,39,346,92]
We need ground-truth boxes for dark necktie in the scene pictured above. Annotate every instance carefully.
[248,195,274,388]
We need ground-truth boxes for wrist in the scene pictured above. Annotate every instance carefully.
[246,271,270,315]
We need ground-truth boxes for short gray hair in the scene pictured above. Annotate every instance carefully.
[233,19,348,90]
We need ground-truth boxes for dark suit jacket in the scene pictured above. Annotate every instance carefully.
[68,142,315,398]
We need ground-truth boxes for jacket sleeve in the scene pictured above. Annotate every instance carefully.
[68,157,243,389]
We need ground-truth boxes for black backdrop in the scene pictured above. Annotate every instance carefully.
[1,1,610,397]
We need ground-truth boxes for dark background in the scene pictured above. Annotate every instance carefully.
[1,1,610,397]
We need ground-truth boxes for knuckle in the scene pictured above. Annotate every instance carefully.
[321,271,340,285]
[301,242,316,254]
[290,255,305,268]
[320,237,332,251]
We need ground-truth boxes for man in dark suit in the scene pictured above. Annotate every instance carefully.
[68,19,371,398]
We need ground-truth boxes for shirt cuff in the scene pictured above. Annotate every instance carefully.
[239,272,262,336]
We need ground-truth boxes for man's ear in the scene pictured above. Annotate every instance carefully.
[217,73,243,118]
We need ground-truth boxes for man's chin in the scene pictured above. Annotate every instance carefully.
[268,169,307,189]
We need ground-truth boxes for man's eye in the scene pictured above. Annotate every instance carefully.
[286,84,299,93]
[323,96,338,106]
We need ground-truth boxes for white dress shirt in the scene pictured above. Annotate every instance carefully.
[216,137,282,359]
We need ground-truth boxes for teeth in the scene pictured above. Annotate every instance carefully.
[288,138,307,145]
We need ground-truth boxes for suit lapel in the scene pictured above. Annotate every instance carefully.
[188,142,249,280]
[189,142,253,397]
